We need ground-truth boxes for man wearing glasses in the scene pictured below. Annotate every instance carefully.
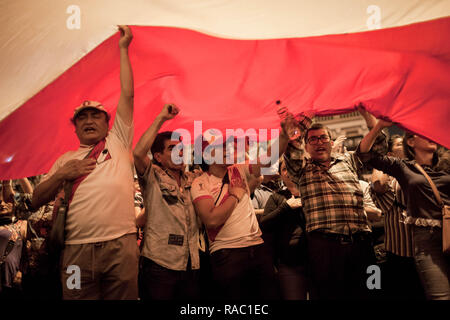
[283,118,376,300]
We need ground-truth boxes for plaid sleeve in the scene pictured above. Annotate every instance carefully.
[283,141,306,186]
[282,113,314,185]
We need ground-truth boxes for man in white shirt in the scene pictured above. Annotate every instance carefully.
[32,26,138,300]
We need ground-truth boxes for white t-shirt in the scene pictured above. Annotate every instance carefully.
[41,114,136,245]
[191,164,263,253]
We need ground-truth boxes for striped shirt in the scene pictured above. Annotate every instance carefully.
[370,178,414,257]
[284,141,371,236]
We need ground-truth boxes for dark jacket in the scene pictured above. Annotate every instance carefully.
[258,188,307,266]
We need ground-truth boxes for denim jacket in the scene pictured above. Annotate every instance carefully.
[138,163,200,271]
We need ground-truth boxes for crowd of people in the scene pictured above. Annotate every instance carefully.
[1,25,449,300]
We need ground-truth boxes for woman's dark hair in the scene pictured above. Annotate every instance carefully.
[403,131,439,166]
[387,134,402,153]
[435,148,450,173]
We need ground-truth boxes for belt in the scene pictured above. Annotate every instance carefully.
[310,231,372,244]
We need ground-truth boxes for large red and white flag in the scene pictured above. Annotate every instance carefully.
[1,0,449,179]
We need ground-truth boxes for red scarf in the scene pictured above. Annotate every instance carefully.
[52,139,108,220]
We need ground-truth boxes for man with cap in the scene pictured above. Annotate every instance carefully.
[32,25,138,300]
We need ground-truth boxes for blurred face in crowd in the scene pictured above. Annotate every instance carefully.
[155,139,185,172]
[223,139,246,166]
[305,128,333,163]
[389,137,405,159]
[407,135,437,155]
[74,108,109,145]
[0,197,13,215]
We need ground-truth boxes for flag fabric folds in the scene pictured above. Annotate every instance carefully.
[0,15,449,179]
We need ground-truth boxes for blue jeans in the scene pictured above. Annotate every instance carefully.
[413,226,450,300]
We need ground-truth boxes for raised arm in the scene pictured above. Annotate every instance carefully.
[357,104,378,130]
[116,25,134,126]
[359,119,392,154]
[18,178,33,194]
[357,117,407,184]
[250,109,313,177]
[133,104,178,176]
[1,180,14,203]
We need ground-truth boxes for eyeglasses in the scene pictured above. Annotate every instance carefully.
[307,135,331,145]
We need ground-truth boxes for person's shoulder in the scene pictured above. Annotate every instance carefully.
[191,172,213,196]
[56,149,79,163]
[335,151,354,162]
[397,158,413,170]
[192,172,210,186]
[234,163,249,172]
[359,179,370,188]
[151,163,176,182]
[105,129,123,145]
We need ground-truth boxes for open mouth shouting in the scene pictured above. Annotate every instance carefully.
[83,126,97,134]
[315,147,327,153]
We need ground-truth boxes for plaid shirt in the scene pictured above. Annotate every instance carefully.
[284,140,371,236]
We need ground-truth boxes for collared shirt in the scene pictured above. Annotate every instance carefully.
[284,141,371,236]
[138,163,200,271]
